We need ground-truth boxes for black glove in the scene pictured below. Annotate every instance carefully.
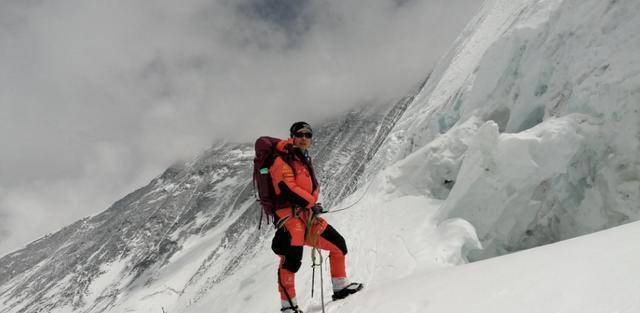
[311,203,328,215]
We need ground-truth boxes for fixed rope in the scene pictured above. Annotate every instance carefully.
[325,176,376,214]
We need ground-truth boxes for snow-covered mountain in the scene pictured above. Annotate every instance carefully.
[2,0,640,312]
[0,95,417,312]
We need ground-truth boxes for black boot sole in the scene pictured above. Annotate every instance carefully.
[332,283,364,300]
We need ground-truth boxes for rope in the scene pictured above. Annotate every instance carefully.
[325,176,376,214]
[318,248,325,313]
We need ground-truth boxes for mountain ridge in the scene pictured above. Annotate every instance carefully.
[0,92,418,313]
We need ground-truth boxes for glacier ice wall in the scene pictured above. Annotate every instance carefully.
[379,0,640,260]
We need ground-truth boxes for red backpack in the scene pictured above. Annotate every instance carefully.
[253,136,286,226]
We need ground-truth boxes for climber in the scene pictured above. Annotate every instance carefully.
[269,121,363,313]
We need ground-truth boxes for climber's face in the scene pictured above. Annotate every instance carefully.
[292,130,312,151]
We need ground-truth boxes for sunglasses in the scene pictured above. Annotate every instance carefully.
[293,132,313,139]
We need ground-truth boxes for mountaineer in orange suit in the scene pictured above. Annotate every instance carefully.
[270,121,363,313]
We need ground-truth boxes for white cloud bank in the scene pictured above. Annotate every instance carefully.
[0,0,481,256]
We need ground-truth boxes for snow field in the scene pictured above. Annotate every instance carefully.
[337,220,640,313]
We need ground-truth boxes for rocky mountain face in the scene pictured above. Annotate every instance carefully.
[0,90,418,312]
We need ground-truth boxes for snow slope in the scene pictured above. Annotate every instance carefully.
[103,177,640,313]
[338,219,640,313]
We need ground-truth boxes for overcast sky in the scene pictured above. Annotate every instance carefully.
[0,0,481,256]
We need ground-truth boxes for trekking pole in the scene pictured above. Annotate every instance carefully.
[307,212,317,299]
[311,250,316,298]
[318,248,326,313]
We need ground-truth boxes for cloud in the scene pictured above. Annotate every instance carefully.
[0,0,480,256]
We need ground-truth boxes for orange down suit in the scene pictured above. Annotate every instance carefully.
[269,139,348,301]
